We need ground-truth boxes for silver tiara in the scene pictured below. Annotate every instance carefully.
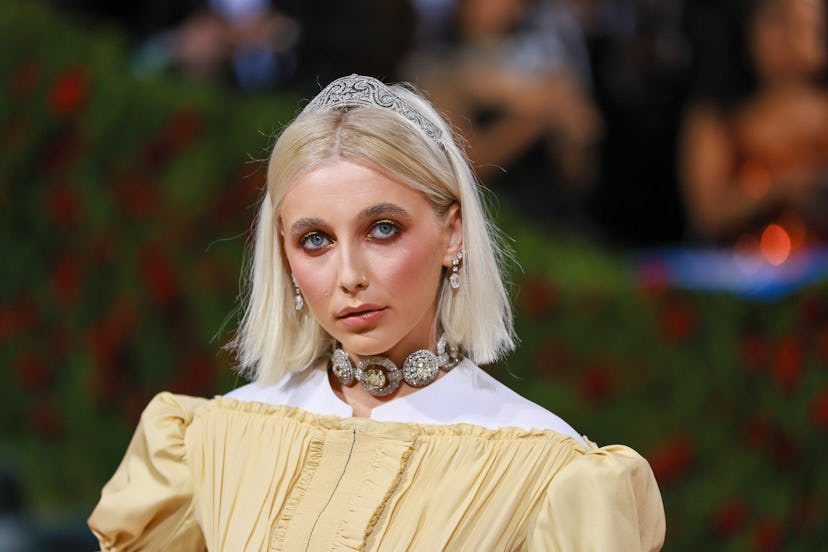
[301,74,444,148]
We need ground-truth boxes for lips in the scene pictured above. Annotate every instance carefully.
[336,305,388,329]
[336,304,386,319]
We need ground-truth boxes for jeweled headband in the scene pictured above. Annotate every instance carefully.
[301,74,444,148]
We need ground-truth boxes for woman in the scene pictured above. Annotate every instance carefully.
[680,0,828,247]
[88,74,665,550]
[402,0,602,227]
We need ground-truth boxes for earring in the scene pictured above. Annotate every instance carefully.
[449,249,465,289]
[292,275,304,311]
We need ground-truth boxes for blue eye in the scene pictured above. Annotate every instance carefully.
[370,221,399,239]
[301,232,330,250]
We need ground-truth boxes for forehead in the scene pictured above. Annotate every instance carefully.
[279,160,436,224]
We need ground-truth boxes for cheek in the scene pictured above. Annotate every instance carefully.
[286,251,332,304]
[374,236,444,298]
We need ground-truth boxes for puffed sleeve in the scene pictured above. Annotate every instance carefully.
[88,392,208,551]
[526,443,665,551]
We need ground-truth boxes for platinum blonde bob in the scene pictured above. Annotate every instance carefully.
[230,77,515,385]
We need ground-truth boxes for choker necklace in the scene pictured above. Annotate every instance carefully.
[330,334,462,397]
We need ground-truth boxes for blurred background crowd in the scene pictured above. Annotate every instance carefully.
[3,0,828,550]
[48,0,828,254]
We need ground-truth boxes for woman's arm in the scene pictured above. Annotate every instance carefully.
[679,104,785,240]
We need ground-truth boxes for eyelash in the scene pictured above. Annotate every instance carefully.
[298,220,401,252]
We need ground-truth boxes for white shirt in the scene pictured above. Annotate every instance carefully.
[226,358,587,446]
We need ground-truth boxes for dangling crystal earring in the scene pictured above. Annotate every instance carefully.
[449,249,465,289]
[291,275,304,311]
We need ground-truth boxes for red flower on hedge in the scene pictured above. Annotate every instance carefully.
[31,398,62,440]
[88,299,138,405]
[793,493,821,531]
[14,351,49,390]
[52,255,81,305]
[1,298,38,340]
[211,163,265,227]
[817,327,828,361]
[121,391,153,427]
[772,336,802,393]
[711,497,749,536]
[48,184,82,229]
[752,518,783,551]
[647,435,694,486]
[636,258,669,297]
[739,332,769,373]
[518,274,558,318]
[49,66,89,117]
[811,388,828,430]
[533,340,572,378]
[797,292,824,327]
[579,359,614,404]
[114,173,159,219]
[87,229,117,265]
[41,129,83,174]
[163,108,203,149]
[169,354,216,396]
[743,415,774,449]
[88,299,137,367]
[770,430,799,468]
[9,59,38,99]
[91,365,123,405]
[140,108,204,169]
[0,304,13,342]
[140,245,177,305]
[660,300,697,343]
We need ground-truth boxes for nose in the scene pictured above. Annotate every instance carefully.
[336,242,368,294]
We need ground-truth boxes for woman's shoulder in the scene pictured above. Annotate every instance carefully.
[527,442,666,550]
[88,392,210,550]
[432,361,588,444]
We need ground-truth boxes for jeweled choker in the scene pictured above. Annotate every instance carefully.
[330,335,462,397]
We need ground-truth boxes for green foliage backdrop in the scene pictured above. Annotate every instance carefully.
[1,3,826,549]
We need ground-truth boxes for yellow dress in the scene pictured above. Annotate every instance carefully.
[88,361,665,551]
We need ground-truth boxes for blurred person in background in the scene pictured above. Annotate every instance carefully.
[132,0,301,90]
[48,0,302,90]
[53,0,415,93]
[279,0,416,93]
[577,0,689,245]
[680,0,828,254]
[403,0,604,231]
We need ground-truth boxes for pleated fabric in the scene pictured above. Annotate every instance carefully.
[89,393,665,551]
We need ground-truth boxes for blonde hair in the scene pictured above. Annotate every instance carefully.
[229,80,515,384]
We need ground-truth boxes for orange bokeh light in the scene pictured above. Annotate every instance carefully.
[760,224,791,266]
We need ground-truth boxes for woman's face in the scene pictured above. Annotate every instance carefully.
[750,0,826,84]
[280,160,462,364]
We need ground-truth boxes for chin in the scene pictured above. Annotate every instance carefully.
[335,331,397,357]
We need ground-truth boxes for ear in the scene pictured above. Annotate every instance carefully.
[442,203,463,267]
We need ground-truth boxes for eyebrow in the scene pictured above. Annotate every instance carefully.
[358,203,411,221]
[288,217,325,238]
[287,203,411,238]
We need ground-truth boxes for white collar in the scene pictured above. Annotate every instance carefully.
[225,359,586,445]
